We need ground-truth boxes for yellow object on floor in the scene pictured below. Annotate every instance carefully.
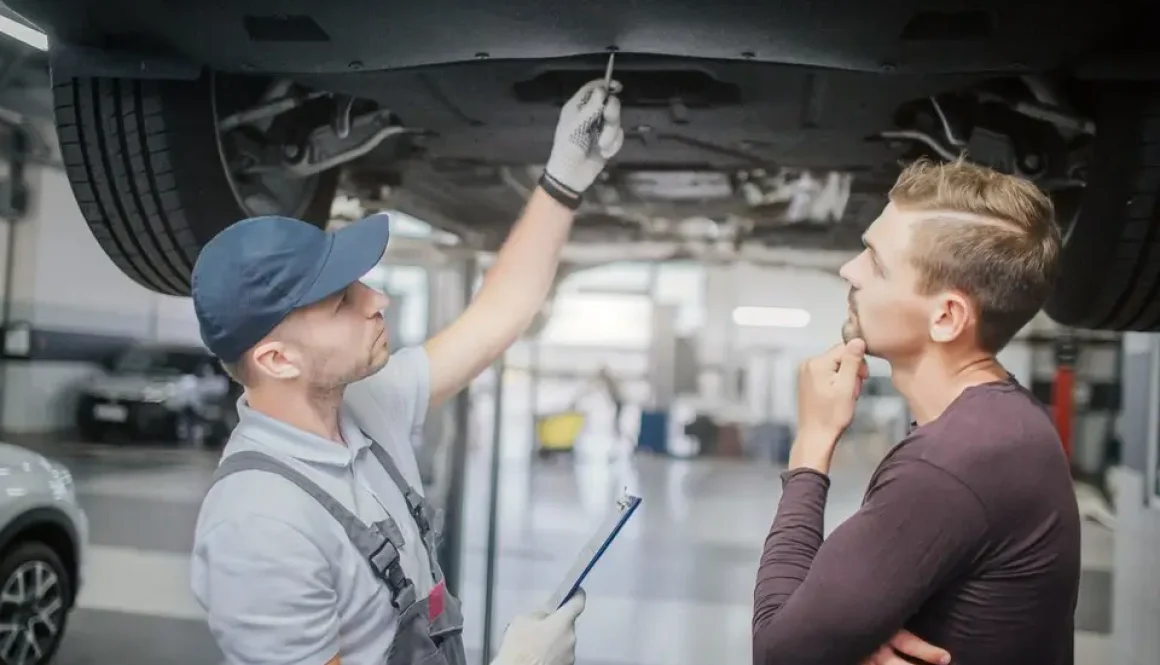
[536,411,586,450]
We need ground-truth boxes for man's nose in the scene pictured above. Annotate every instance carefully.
[353,281,390,313]
[838,258,856,285]
[370,288,390,313]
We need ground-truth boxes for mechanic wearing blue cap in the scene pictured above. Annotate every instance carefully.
[188,78,623,665]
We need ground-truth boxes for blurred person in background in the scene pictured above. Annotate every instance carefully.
[751,158,1080,665]
[596,365,626,441]
[573,365,632,458]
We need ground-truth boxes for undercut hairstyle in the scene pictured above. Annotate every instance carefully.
[889,157,1061,353]
[220,358,249,386]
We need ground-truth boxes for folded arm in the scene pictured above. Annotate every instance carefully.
[752,461,988,665]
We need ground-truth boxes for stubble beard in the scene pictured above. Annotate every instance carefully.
[308,349,388,400]
[842,312,877,358]
[842,291,865,347]
[842,300,862,345]
[841,316,880,360]
[342,330,391,386]
[841,319,859,344]
[343,349,389,387]
[307,326,392,399]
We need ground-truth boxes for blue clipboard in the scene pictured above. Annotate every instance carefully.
[547,491,642,609]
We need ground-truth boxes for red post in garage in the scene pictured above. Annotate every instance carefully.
[1052,330,1079,464]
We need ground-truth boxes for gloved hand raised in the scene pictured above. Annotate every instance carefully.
[540,79,625,208]
[490,589,587,665]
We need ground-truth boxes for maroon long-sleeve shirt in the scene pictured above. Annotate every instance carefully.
[753,379,1081,665]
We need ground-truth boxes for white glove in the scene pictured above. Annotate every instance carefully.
[490,590,587,665]
[541,79,625,205]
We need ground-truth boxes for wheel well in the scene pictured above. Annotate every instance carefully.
[0,510,79,605]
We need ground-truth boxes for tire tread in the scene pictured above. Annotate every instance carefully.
[51,74,338,297]
[1047,87,1160,331]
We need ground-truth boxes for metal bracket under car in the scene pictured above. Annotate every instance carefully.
[282,109,413,178]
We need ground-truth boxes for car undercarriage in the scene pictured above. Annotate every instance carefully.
[3,1,1160,330]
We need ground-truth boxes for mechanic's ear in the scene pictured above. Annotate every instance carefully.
[250,341,302,381]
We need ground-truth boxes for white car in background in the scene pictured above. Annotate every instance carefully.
[0,444,87,665]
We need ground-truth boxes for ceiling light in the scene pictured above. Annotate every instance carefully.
[0,15,47,51]
[732,306,811,328]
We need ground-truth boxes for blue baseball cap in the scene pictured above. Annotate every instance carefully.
[191,213,391,363]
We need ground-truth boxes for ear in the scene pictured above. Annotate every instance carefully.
[929,291,972,344]
[250,340,303,380]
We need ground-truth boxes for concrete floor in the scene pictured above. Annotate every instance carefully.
[16,428,1116,665]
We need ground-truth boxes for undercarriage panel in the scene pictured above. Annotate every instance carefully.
[8,0,1146,254]
[7,0,1133,76]
[315,57,987,171]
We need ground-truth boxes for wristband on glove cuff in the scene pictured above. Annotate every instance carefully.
[538,172,583,210]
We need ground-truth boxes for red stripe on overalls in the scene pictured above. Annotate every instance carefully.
[429,580,446,620]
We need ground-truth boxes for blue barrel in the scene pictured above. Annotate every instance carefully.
[637,410,669,454]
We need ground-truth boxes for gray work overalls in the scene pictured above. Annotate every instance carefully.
[208,436,467,665]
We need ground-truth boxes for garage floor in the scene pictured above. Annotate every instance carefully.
[18,435,1114,665]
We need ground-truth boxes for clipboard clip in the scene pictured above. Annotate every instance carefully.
[615,487,633,511]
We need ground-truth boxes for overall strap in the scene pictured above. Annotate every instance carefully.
[362,435,443,571]
[210,451,416,608]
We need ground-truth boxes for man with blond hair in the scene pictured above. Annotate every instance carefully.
[751,158,1081,665]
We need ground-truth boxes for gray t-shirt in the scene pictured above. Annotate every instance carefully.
[190,346,432,665]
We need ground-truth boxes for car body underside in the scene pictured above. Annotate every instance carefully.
[5,0,1160,329]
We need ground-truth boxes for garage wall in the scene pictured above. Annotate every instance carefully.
[153,294,201,345]
[1113,332,1160,665]
[23,168,157,333]
[0,121,203,433]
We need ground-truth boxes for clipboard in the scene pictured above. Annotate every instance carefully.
[547,491,642,609]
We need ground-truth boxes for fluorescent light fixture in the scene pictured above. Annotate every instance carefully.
[542,294,653,347]
[0,15,47,51]
[732,306,811,328]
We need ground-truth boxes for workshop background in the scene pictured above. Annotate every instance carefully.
[0,10,1151,665]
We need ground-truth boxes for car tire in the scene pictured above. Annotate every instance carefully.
[0,541,73,665]
[75,422,105,443]
[1044,84,1160,330]
[52,74,339,296]
[73,402,107,443]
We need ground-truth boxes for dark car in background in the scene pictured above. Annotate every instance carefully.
[74,343,238,445]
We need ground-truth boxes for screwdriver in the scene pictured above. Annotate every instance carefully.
[590,51,617,156]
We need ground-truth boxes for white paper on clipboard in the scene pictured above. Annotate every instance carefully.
[546,491,642,610]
